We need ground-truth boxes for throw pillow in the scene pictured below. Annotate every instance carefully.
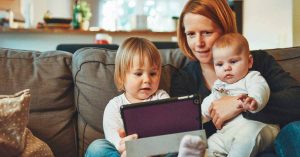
[0,89,30,156]
[21,128,54,157]
[0,89,54,157]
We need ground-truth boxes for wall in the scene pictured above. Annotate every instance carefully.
[3,0,300,51]
[243,0,294,50]
[293,0,300,46]
[21,0,72,28]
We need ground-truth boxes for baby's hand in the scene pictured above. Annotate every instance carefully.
[117,128,138,156]
[237,94,258,111]
[178,135,206,157]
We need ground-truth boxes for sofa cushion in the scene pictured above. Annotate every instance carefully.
[0,48,76,157]
[265,47,300,81]
[72,47,188,155]
[274,121,300,157]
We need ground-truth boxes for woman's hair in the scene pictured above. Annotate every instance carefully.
[114,37,162,91]
[212,33,249,55]
[178,0,237,60]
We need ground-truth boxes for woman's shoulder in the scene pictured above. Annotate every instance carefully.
[182,61,201,72]
[170,61,203,97]
[250,50,277,71]
[251,49,273,60]
[171,61,200,85]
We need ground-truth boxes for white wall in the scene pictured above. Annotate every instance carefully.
[8,0,300,51]
[21,0,72,28]
[243,0,293,50]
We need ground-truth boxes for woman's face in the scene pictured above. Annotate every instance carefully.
[183,13,223,64]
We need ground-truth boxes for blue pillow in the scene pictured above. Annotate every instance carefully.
[274,121,300,157]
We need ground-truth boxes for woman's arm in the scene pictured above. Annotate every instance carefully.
[244,50,300,127]
[209,96,243,129]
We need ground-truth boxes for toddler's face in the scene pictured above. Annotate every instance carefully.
[213,46,253,84]
[124,54,160,103]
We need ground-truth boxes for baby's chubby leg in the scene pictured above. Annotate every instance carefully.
[178,135,207,157]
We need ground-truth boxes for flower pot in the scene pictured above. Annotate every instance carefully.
[81,20,89,31]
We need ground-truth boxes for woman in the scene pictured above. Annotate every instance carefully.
[171,0,300,156]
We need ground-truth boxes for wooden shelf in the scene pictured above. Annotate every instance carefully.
[0,27,176,36]
[0,27,177,51]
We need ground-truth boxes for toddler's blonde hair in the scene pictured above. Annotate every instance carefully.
[114,37,162,91]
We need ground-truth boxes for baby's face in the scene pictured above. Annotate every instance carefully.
[213,46,253,84]
[123,54,161,103]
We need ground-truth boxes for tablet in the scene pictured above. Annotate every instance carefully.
[120,94,202,138]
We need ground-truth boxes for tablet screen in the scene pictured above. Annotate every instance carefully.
[121,94,202,138]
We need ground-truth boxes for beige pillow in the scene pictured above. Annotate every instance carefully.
[0,89,54,157]
[0,89,30,156]
[21,128,54,157]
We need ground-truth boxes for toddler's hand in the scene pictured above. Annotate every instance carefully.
[117,128,138,156]
[178,135,206,157]
[237,94,258,111]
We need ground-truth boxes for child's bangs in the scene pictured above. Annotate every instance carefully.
[138,47,161,69]
[124,38,161,70]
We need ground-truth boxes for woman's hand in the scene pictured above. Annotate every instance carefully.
[117,128,138,157]
[209,96,243,129]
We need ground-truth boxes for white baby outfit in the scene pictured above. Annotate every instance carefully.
[201,71,279,157]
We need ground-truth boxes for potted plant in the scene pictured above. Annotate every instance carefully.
[73,0,92,30]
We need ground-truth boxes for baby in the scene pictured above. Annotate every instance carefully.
[179,33,279,157]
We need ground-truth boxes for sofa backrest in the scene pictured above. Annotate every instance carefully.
[1,46,298,157]
[56,44,120,53]
[72,47,188,156]
[73,46,300,156]
[0,48,77,157]
[265,47,300,81]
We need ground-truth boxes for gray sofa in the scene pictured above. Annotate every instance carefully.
[0,46,299,157]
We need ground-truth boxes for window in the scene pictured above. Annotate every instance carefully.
[98,0,187,31]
